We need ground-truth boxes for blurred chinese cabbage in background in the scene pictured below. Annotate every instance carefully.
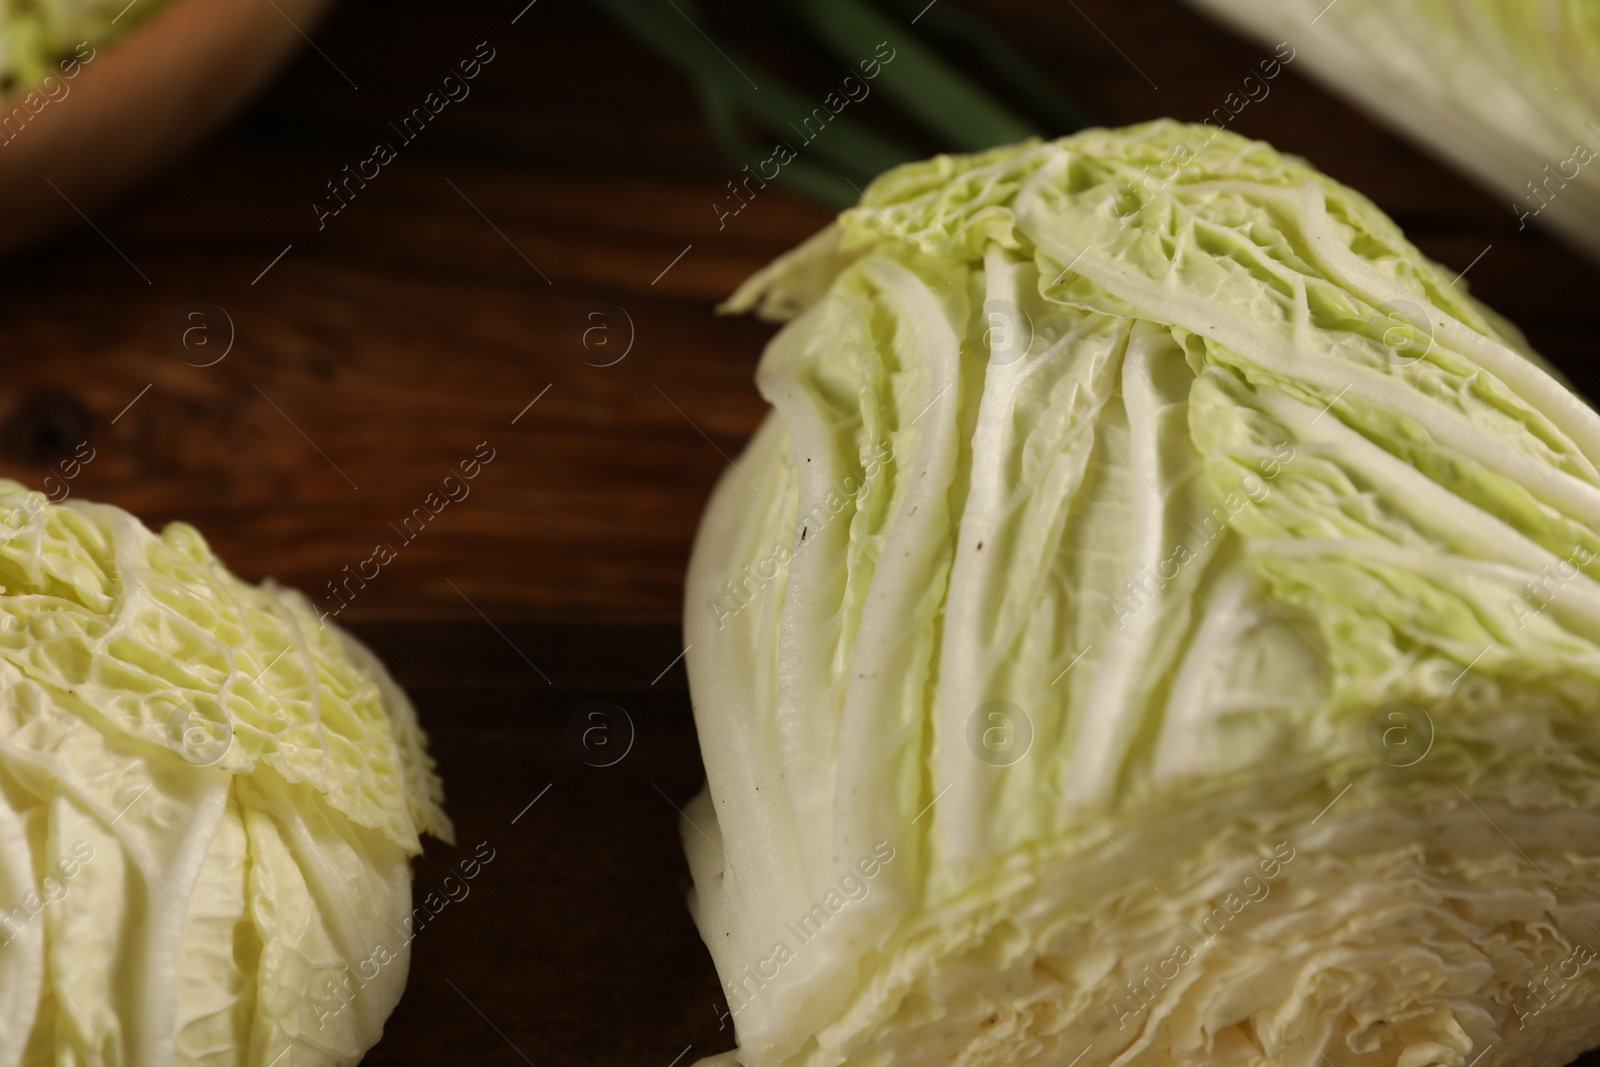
[1185,0,1600,259]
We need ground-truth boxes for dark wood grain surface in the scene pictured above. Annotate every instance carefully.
[1,0,1596,1063]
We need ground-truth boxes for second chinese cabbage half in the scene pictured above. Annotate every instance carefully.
[1184,0,1600,258]
[681,121,1600,1067]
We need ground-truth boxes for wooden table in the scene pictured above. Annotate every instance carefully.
[0,0,1595,1063]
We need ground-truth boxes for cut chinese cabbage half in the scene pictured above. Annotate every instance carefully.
[681,121,1600,1067]
[0,482,451,1067]
[1182,0,1600,259]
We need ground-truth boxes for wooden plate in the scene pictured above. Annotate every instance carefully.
[0,0,335,259]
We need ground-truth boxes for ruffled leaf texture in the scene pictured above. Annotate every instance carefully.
[1182,0,1600,258]
[0,482,452,1067]
[682,122,1600,1067]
